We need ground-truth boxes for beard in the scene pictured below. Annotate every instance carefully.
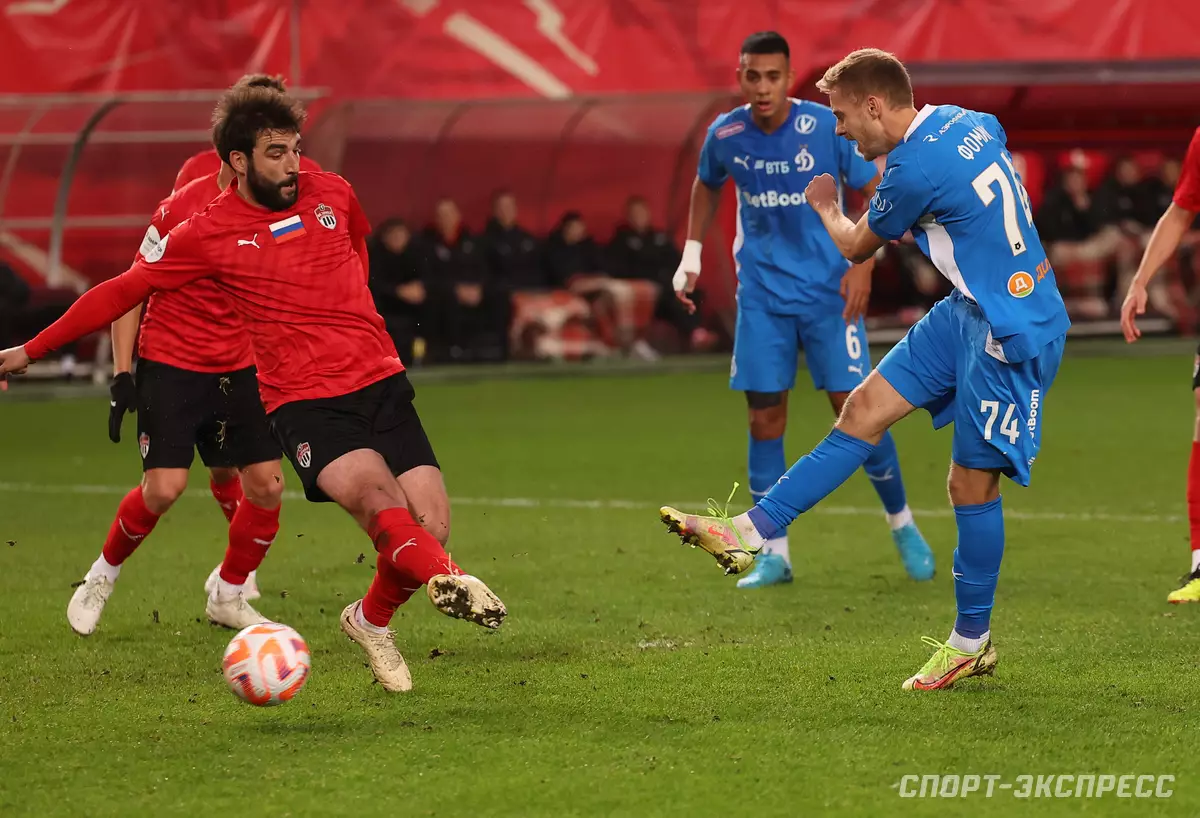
[246,160,299,211]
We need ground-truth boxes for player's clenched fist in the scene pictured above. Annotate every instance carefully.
[804,173,839,211]
[0,345,30,377]
[672,240,702,315]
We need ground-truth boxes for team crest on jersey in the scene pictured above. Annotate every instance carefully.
[794,147,815,173]
[138,433,150,459]
[794,114,817,135]
[296,441,312,469]
[716,122,745,140]
[314,203,337,230]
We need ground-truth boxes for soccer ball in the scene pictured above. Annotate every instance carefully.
[222,622,311,706]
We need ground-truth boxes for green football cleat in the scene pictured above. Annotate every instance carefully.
[659,483,759,575]
[902,635,997,691]
[1167,567,1200,604]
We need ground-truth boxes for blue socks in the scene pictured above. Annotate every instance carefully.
[862,430,908,515]
[748,429,875,540]
[952,497,1005,639]
[747,434,786,503]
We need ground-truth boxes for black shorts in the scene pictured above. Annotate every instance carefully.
[269,372,439,503]
[136,358,281,471]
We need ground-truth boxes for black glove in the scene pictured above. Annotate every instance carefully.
[108,372,136,443]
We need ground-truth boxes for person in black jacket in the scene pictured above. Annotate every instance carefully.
[608,195,713,351]
[482,190,545,291]
[422,198,507,362]
[367,218,427,366]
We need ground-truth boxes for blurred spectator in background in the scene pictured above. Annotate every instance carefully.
[1037,167,1137,318]
[423,197,507,363]
[608,195,716,353]
[545,211,658,360]
[485,191,604,361]
[367,218,427,366]
[483,190,543,291]
[1094,157,1170,315]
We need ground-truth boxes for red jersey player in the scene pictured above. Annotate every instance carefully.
[1120,127,1200,603]
[72,167,286,637]
[0,85,506,693]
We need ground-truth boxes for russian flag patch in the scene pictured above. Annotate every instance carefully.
[269,214,306,243]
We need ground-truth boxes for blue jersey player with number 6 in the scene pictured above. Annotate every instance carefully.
[661,48,1070,691]
[671,32,934,590]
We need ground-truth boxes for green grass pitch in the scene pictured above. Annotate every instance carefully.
[0,342,1196,816]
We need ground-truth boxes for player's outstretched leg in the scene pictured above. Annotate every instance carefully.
[903,466,1002,691]
[204,461,283,629]
[205,468,262,601]
[661,373,916,574]
[68,481,171,635]
[863,431,934,581]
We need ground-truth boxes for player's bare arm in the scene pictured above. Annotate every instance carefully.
[1121,202,1197,342]
[673,176,723,313]
[805,172,886,264]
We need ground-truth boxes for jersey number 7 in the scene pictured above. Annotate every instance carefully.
[971,153,1035,256]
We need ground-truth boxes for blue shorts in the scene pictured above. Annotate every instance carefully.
[731,305,869,394]
[877,291,1066,487]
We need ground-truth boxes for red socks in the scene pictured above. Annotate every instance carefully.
[210,475,244,523]
[361,508,460,627]
[361,557,420,627]
[101,487,161,566]
[219,500,280,584]
[1187,442,1200,555]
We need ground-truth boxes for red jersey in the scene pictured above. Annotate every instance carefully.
[174,149,322,192]
[28,172,400,413]
[1173,128,1200,213]
[137,173,253,372]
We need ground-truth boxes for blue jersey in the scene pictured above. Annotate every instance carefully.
[697,100,878,316]
[868,105,1071,363]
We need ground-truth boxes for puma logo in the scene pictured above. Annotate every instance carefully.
[118,519,145,542]
[391,538,417,562]
[733,155,750,170]
[237,233,260,249]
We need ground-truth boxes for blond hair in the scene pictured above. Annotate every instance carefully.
[817,48,914,108]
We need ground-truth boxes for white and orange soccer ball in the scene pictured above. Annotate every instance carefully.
[222,622,311,706]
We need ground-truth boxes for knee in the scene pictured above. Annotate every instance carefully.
[141,471,189,513]
[419,509,451,547]
[946,464,1001,507]
[240,463,285,509]
[746,393,787,440]
[833,384,884,443]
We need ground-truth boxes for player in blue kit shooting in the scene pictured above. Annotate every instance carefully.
[671,32,933,589]
[662,48,1070,690]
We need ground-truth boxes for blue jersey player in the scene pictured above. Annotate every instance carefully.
[672,32,934,589]
[661,48,1070,691]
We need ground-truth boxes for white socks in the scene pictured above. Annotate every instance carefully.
[88,555,121,583]
[731,512,768,552]
[356,604,388,634]
[886,505,914,531]
[1191,550,1200,573]
[760,536,790,563]
[213,577,246,602]
[948,629,989,654]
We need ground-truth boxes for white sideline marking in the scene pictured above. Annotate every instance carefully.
[0,481,1177,525]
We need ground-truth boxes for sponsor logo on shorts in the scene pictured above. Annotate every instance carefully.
[315,203,337,230]
[715,121,745,140]
[1007,271,1035,298]
[138,433,150,459]
[1027,389,1040,433]
[296,441,312,469]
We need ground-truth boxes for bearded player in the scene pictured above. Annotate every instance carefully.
[69,76,324,636]
[672,32,933,588]
[1,85,505,692]
[1120,126,1200,603]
